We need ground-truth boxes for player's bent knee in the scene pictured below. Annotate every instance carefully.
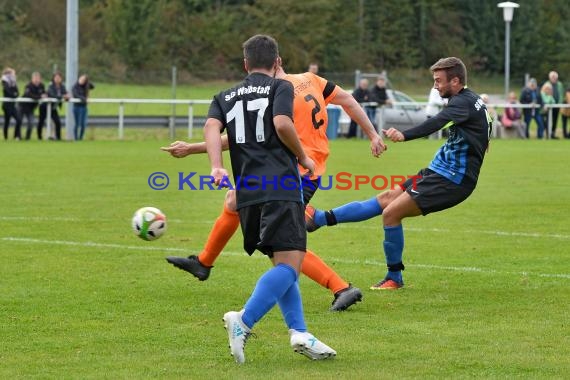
[225,190,237,212]
[383,193,422,226]
[382,206,399,226]
[377,189,402,209]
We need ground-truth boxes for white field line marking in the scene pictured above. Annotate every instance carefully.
[411,227,570,240]
[2,216,569,240]
[2,236,569,280]
[337,225,570,240]
[1,237,188,253]
[0,216,81,222]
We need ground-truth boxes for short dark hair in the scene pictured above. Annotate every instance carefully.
[430,57,467,85]
[242,35,279,71]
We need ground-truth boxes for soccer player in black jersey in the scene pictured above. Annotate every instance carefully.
[306,57,492,290]
[204,35,336,364]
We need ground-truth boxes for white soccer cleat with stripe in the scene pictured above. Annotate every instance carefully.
[223,310,251,364]
[289,329,336,360]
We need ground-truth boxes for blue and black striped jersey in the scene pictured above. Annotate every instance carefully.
[403,87,491,186]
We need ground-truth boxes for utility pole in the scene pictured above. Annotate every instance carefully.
[65,0,78,141]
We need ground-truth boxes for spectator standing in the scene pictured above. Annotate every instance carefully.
[481,94,501,131]
[39,72,69,141]
[370,76,392,107]
[72,74,94,141]
[545,71,564,138]
[560,88,570,139]
[308,63,319,74]
[540,82,556,137]
[425,87,448,118]
[347,78,374,137]
[22,72,46,140]
[370,76,392,131]
[2,67,22,140]
[501,91,526,138]
[520,78,545,138]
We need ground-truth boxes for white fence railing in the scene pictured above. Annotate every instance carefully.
[1,97,211,140]
[2,97,569,140]
[359,101,570,139]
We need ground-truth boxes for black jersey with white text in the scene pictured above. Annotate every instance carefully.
[207,72,301,208]
[403,87,491,186]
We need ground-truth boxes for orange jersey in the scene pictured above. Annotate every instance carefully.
[285,72,340,178]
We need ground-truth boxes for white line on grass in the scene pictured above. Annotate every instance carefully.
[2,236,569,280]
[3,215,569,240]
[338,225,570,240]
[0,216,81,222]
[1,236,188,253]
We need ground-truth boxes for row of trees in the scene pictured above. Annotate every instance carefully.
[1,0,569,85]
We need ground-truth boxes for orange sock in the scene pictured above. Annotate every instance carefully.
[197,203,240,267]
[301,249,349,295]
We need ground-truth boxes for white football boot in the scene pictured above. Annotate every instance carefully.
[289,329,337,360]
[223,310,252,364]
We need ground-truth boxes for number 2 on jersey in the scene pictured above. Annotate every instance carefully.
[304,94,324,129]
[226,99,268,144]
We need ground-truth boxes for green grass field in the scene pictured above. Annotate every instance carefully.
[1,135,569,379]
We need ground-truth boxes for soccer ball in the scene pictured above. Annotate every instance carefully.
[132,207,167,241]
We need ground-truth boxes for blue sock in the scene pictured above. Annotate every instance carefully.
[241,263,297,329]
[383,225,404,283]
[314,209,327,227]
[277,280,307,332]
[315,197,382,226]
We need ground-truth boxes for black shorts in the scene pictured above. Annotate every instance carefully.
[301,178,320,205]
[401,168,475,216]
[238,201,306,257]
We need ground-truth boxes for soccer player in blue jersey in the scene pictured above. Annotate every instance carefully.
[306,57,492,290]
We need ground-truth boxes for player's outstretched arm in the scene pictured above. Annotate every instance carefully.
[330,89,387,157]
[160,135,229,158]
[274,115,315,176]
[204,118,229,186]
[391,113,446,141]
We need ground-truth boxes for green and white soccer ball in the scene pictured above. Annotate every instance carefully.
[132,207,167,241]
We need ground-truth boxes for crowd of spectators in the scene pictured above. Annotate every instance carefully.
[4,65,567,141]
[2,67,94,141]
[344,69,568,140]
[497,70,568,139]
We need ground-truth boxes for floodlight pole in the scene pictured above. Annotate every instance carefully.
[65,0,79,141]
[504,20,510,100]
[498,2,519,100]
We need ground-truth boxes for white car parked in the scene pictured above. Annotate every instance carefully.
[331,89,428,136]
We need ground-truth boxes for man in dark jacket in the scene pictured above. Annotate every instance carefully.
[519,78,545,138]
[2,67,22,140]
[370,76,393,131]
[370,76,392,107]
[22,72,46,140]
[347,78,375,137]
